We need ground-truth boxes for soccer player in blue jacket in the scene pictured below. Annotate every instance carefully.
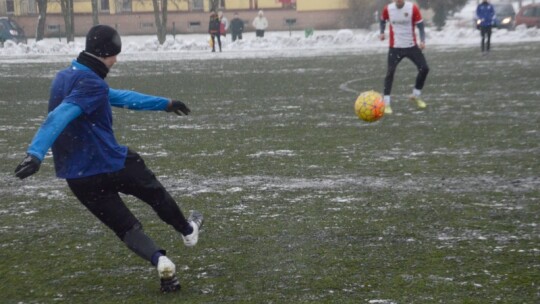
[14,25,203,293]
[476,0,496,54]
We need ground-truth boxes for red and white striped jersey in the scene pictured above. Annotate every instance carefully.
[381,2,423,48]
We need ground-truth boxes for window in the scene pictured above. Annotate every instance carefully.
[6,0,15,13]
[47,24,61,33]
[278,0,296,9]
[493,4,514,15]
[140,22,154,29]
[189,21,201,29]
[121,0,132,12]
[523,8,534,17]
[250,0,258,10]
[27,0,38,14]
[284,18,296,26]
[191,0,204,11]
[101,0,110,11]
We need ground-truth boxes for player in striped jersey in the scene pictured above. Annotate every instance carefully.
[379,0,430,114]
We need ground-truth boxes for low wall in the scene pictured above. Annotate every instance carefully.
[12,9,350,38]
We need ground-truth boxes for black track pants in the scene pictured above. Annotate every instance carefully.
[67,149,191,258]
[480,26,492,52]
[383,46,430,96]
[211,33,222,51]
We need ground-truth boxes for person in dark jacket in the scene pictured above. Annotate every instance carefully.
[476,0,496,55]
[230,12,244,42]
[209,11,222,52]
[14,24,204,293]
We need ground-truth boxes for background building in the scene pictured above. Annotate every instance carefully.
[0,0,353,38]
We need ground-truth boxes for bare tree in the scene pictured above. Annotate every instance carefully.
[35,0,48,41]
[151,0,168,44]
[91,0,99,26]
[417,0,468,30]
[347,0,386,29]
[209,0,219,12]
[151,0,186,44]
[60,0,75,42]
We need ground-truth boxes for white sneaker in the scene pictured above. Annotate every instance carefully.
[157,256,180,292]
[157,256,176,280]
[182,210,204,247]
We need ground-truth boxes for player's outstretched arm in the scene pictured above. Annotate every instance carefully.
[109,89,190,115]
[109,89,169,111]
[15,102,83,179]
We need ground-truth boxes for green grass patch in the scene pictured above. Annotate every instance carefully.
[1,43,539,303]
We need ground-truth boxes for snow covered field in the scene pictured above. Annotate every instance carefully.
[1,2,539,303]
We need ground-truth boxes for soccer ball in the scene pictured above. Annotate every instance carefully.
[354,90,385,122]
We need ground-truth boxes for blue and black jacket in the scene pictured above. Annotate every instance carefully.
[26,58,170,179]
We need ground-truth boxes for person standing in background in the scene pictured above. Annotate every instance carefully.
[218,10,229,39]
[252,10,269,38]
[476,0,496,55]
[209,11,222,52]
[230,12,245,42]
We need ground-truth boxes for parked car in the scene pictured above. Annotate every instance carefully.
[0,17,27,45]
[475,2,516,30]
[493,3,516,29]
[515,3,540,28]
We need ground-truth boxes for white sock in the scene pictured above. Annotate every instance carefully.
[412,89,421,97]
[383,95,391,105]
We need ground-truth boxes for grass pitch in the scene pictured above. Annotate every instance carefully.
[1,43,539,303]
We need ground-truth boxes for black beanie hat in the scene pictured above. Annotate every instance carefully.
[85,25,122,58]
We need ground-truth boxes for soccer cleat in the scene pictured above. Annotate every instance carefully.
[384,104,393,114]
[160,276,181,293]
[409,95,427,109]
[157,256,181,293]
[182,210,204,247]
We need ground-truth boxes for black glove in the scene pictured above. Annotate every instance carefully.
[14,154,41,179]
[166,100,191,116]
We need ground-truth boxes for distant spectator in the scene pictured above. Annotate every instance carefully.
[252,10,268,38]
[476,0,496,55]
[218,10,229,37]
[230,12,244,41]
[209,11,222,52]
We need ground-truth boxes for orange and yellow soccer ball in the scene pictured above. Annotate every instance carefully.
[354,90,385,122]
